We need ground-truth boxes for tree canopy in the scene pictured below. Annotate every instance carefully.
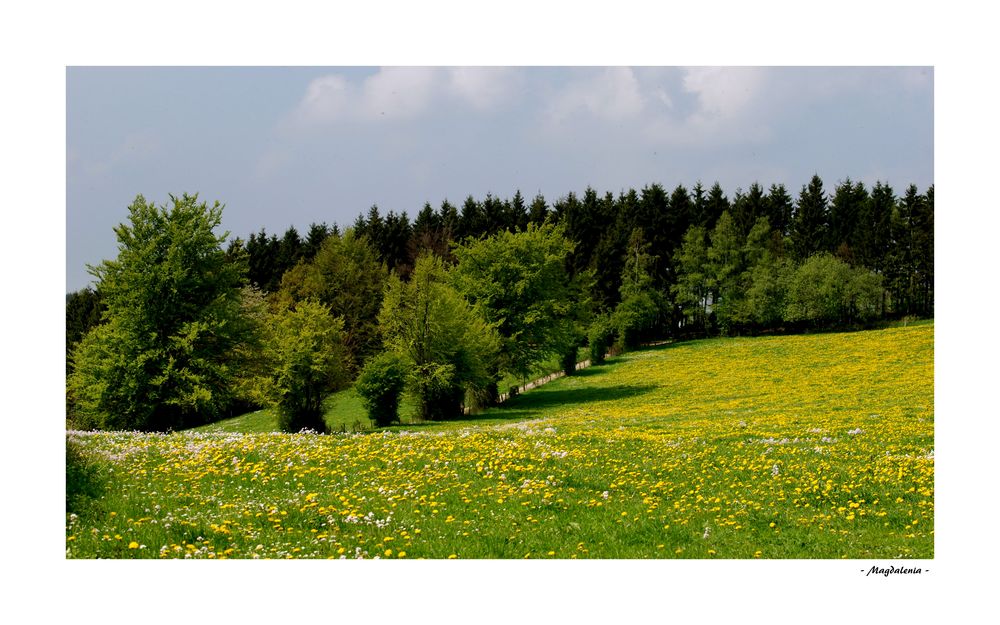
[379,254,499,420]
[68,194,248,430]
[450,222,580,382]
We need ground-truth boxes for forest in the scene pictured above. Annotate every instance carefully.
[65,175,934,433]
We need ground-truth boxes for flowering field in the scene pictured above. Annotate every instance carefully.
[66,323,933,559]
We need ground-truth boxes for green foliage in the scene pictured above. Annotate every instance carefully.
[741,218,793,329]
[261,300,351,432]
[784,253,883,326]
[672,226,711,334]
[707,212,746,333]
[450,222,580,381]
[744,255,794,328]
[613,228,662,348]
[380,254,500,420]
[791,174,830,261]
[66,437,108,515]
[66,287,104,359]
[560,343,578,376]
[587,315,615,365]
[68,194,249,431]
[355,352,408,427]
[277,229,387,366]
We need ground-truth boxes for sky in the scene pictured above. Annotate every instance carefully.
[66,66,933,292]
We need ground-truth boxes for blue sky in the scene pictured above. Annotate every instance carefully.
[66,66,933,292]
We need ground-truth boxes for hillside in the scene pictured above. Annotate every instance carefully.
[66,323,934,559]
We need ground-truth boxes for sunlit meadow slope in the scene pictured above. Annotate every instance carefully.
[66,323,933,559]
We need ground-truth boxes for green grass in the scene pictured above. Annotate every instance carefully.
[67,324,933,559]
[191,347,590,435]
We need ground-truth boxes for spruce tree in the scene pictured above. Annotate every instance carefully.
[791,174,830,261]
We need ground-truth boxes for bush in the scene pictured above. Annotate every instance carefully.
[66,438,107,514]
[560,344,578,376]
[355,352,408,427]
[612,292,658,350]
[784,253,884,327]
[588,316,615,365]
[263,300,351,433]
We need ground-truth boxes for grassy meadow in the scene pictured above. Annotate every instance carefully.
[66,323,933,559]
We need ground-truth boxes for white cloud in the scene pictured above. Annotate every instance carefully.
[297,74,354,124]
[540,66,774,148]
[293,68,440,125]
[447,67,523,111]
[681,66,766,121]
[290,67,524,127]
[362,66,438,120]
[546,67,646,123]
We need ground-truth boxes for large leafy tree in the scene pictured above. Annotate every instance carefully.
[380,254,499,420]
[707,211,746,333]
[68,194,249,431]
[672,226,711,334]
[614,227,663,347]
[742,218,793,329]
[784,253,882,327]
[258,300,351,432]
[276,229,387,367]
[450,222,580,385]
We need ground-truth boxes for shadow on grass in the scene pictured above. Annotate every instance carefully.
[385,382,658,430]
[496,382,657,413]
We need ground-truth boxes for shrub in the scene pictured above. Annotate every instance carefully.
[355,352,408,427]
[588,316,615,365]
[612,292,658,350]
[262,300,351,433]
[66,438,107,515]
[784,253,884,327]
[561,345,578,376]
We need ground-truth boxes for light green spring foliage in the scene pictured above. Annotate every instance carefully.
[260,300,350,432]
[380,254,500,420]
[276,230,387,366]
[587,314,615,365]
[450,222,579,380]
[354,352,409,427]
[740,217,793,328]
[613,228,661,348]
[785,253,883,325]
[672,225,711,332]
[707,211,745,332]
[674,214,883,333]
[68,194,248,431]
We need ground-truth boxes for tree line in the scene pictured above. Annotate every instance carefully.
[66,175,933,432]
